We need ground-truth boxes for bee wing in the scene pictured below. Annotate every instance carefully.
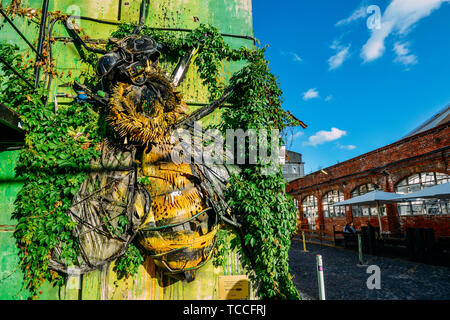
[171,123,242,227]
[190,160,242,228]
[50,140,151,274]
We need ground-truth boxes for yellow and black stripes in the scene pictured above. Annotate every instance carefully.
[105,62,217,281]
[138,148,218,278]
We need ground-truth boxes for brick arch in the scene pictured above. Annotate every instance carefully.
[347,177,378,191]
[350,181,380,195]
[392,170,450,188]
[300,194,321,230]
[320,188,345,202]
[321,182,347,195]
[339,183,350,194]
[298,193,318,219]
[300,193,318,203]
[375,175,390,190]
[349,181,389,228]
[320,187,336,200]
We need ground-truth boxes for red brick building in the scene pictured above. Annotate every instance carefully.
[288,107,450,238]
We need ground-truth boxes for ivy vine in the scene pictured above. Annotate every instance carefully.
[114,244,144,281]
[0,43,104,297]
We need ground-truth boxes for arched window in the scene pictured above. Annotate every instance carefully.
[302,195,318,230]
[350,183,385,217]
[395,172,449,216]
[322,190,345,218]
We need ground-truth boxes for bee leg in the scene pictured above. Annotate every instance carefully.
[73,81,109,106]
[184,270,196,283]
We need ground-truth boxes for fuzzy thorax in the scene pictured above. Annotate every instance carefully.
[107,68,187,148]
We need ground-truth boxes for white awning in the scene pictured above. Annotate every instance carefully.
[331,190,404,207]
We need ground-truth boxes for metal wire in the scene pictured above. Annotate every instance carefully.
[0,55,35,89]
[34,0,50,87]
[140,207,213,232]
[0,8,45,60]
[68,15,256,42]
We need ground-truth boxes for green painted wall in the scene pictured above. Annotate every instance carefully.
[0,150,28,300]
[0,0,255,300]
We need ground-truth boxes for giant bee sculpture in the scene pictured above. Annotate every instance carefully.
[49,26,241,282]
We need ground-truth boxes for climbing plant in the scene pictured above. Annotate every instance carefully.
[1,11,302,299]
[223,56,301,299]
[114,244,145,280]
[0,43,103,297]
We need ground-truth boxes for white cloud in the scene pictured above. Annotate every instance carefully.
[328,41,351,70]
[281,51,303,63]
[302,88,319,101]
[303,128,347,147]
[325,95,333,102]
[337,143,357,150]
[361,0,449,62]
[336,5,368,26]
[291,53,303,63]
[393,41,409,56]
[393,42,418,66]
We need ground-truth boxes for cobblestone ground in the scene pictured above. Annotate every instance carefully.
[289,240,450,300]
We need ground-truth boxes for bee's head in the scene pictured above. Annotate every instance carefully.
[97,35,162,82]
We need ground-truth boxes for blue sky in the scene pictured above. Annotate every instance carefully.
[252,0,450,174]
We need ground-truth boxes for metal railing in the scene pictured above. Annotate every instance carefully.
[296,224,342,247]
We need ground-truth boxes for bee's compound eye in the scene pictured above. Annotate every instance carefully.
[135,38,145,50]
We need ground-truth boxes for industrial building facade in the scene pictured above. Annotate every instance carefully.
[288,113,450,238]
[282,150,305,182]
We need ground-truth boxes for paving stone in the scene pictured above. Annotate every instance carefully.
[289,241,450,300]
